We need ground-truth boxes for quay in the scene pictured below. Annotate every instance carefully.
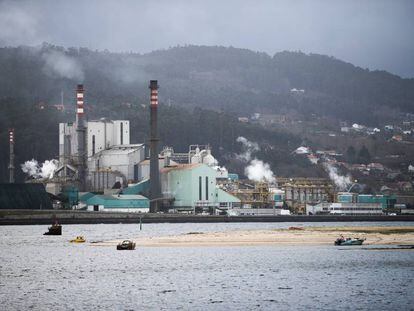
[0,210,413,225]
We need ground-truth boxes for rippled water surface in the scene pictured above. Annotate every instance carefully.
[0,222,413,310]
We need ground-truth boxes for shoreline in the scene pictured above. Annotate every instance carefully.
[93,226,414,247]
[1,210,414,225]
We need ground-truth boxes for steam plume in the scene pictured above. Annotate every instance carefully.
[236,136,259,161]
[245,159,276,183]
[324,163,351,190]
[236,137,276,183]
[42,50,84,81]
[21,159,59,179]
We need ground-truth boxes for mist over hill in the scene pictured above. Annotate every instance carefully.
[1,44,413,123]
[1,44,413,182]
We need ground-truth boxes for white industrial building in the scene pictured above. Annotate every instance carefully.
[88,144,145,190]
[306,202,383,215]
[58,118,145,191]
[87,119,130,156]
[59,118,130,160]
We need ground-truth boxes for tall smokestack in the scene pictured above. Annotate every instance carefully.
[76,84,86,191]
[8,128,14,183]
[149,80,161,213]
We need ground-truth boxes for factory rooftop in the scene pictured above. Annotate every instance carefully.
[160,163,202,173]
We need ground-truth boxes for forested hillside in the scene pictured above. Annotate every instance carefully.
[1,44,413,182]
[1,44,413,123]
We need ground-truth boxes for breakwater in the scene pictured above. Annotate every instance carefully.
[0,210,413,225]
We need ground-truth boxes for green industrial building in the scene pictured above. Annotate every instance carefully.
[161,163,240,212]
[357,194,396,209]
[85,194,149,212]
[80,164,240,214]
[337,193,396,209]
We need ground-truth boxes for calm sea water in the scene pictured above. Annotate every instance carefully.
[0,222,413,310]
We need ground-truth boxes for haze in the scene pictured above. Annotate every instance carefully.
[0,0,413,77]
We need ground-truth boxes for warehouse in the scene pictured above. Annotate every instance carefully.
[85,194,149,213]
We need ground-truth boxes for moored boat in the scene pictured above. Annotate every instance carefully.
[44,223,62,235]
[70,236,86,243]
[117,240,136,250]
[335,236,365,246]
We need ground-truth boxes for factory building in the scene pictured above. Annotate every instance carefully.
[85,194,149,213]
[50,83,239,213]
[223,182,290,215]
[306,202,383,215]
[160,163,240,213]
[88,144,145,191]
[59,119,130,161]
[87,120,130,156]
[54,85,146,193]
[137,157,178,182]
[306,192,397,215]
[160,145,229,179]
[277,177,335,214]
[337,193,396,210]
[58,117,145,190]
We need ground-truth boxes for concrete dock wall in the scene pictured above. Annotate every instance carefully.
[0,210,413,225]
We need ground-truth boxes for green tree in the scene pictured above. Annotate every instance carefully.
[357,145,371,164]
[346,146,356,163]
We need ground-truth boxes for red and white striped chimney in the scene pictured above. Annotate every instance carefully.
[150,82,158,106]
[76,84,84,116]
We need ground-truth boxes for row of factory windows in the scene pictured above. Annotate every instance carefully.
[322,207,382,211]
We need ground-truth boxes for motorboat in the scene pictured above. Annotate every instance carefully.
[117,240,136,250]
[335,236,365,246]
[44,223,62,235]
[70,236,86,243]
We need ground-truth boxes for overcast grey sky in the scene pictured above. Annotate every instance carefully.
[0,0,413,77]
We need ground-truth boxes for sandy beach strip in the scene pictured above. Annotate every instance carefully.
[91,226,414,247]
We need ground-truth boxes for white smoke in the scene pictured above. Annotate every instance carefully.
[42,50,84,81]
[21,159,59,179]
[40,160,59,179]
[21,159,40,178]
[245,159,276,183]
[236,137,276,183]
[236,136,259,161]
[324,163,351,190]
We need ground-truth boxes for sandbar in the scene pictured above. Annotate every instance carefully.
[92,226,414,247]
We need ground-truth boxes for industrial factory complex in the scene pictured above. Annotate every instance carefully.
[2,80,414,217]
